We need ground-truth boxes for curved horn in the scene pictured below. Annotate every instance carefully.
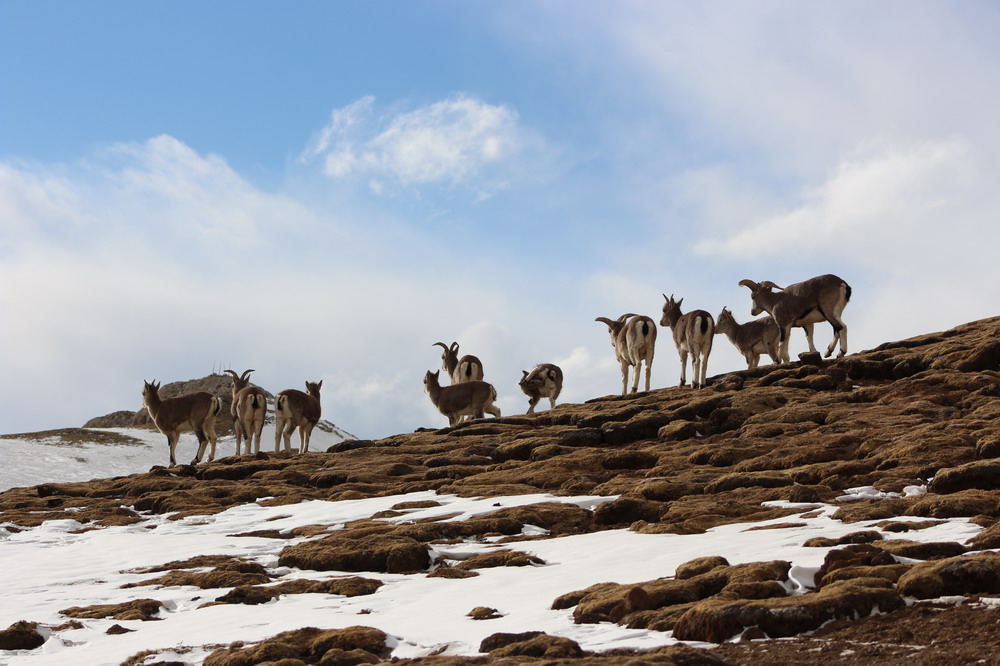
[450,342,459,353]
[618,313,639,322]
[223,369,239,379]
[759,280,783,290]
[738,279,758,290]
[432,342,449,350]
[595,316,614,326]
[240,369,255,381]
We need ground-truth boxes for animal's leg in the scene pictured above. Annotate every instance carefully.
[678,349,689,387]
[801,323,817,353]
[274,417,283,453]
[192,430,207,465]
[167,433,178,466]
[233,421,243,456]
[826,319,848,357]
[252,419,263,454]
[779,328,792,363]
[298,426,308,454]
[206,421,218,461]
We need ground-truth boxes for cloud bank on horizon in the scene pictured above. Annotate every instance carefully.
[2,2,1000,439]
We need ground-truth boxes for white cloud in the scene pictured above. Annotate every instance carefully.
[0,136,649,438]
[303,94,522,195]
[596,3,1000,174]
[302,95,376,162]
[694,137,981,265]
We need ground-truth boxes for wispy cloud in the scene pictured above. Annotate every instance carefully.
[693,137,980,264]
[0,136,619,438]
[302,94,522,197]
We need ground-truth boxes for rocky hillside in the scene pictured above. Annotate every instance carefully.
[83,374,264,435]
[83,373,350,441]
[5,317,1000,663]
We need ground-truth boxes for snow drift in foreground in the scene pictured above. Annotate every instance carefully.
[0,484,983,665]
[0,429,987,664]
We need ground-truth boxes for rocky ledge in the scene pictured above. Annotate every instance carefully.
[5,316,1000,664]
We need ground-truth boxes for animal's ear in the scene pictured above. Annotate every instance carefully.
[317,380,323,389]
[677,298,683,307]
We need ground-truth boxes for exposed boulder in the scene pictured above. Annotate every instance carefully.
[60,599,163,621]
[480,631,583,658]
[203,626,388,666]
[672,579,904,642]
[897,552,1000,599]
[278,534,431,574]
[0,621,45,651]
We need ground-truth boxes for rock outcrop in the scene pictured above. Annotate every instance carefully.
[6,316,1000,664]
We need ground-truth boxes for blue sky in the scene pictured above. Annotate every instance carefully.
[4,2,1000,440]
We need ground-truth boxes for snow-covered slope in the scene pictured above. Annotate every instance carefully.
[0,487,983,665]
[0,420,352,493]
